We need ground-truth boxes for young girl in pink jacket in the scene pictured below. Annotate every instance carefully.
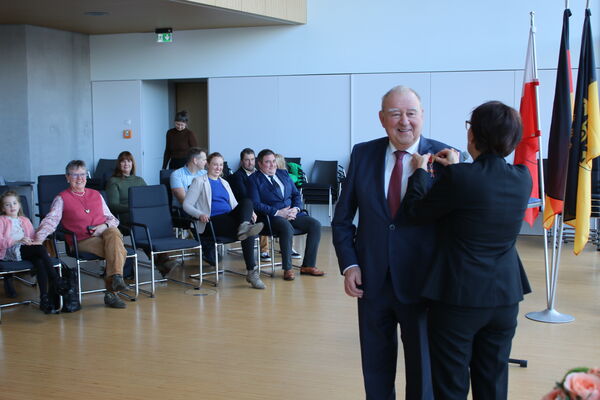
[0,191,62,314]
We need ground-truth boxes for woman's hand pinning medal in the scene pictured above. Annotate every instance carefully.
[412,148,460,176]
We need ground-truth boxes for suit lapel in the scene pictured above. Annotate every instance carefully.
[374,139,391,219]
[263,172,283,199]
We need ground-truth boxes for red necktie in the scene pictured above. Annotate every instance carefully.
[387,150,407,217]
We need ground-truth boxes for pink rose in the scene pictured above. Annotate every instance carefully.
[541,388,565,400]
[564,372,600,400]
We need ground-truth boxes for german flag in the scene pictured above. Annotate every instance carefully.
[543,9,573,230]
[563,8,600,255]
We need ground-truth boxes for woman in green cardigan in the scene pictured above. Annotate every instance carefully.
[106,151,147,226]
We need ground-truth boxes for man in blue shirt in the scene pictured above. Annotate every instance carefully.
[170,147,208,206]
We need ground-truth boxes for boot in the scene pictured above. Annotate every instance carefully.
[39,294,60,314]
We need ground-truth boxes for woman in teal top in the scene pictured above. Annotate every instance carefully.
[106,151,147,226]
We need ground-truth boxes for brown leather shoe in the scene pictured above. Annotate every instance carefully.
[283,270,295,281]
[299,266,325,276]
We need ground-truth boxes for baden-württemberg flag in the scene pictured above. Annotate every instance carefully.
[563,8,600,255]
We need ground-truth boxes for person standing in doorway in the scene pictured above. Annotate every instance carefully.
[162,110,199,170]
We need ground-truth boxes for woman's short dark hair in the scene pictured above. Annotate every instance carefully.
[65,160,86,175]
[113,151,136,177]
[470,101,522,157]
[175,110,189,123]
[207,152,223,164]
[256,149,275,163]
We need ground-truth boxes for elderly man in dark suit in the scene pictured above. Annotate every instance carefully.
[332,86,452,400]
[247,149,325,281]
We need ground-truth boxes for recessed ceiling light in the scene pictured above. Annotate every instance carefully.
[84,11,109,16]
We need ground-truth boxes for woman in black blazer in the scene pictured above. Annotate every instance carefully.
[403,101,532,400]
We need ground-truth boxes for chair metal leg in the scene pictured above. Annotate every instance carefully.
[14,276,37,287]
[150,253,156,297]
[77,259,83,303]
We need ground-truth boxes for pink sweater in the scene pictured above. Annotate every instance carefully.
[0,216,35,260]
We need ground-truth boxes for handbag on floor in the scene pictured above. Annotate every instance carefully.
[58,264,81,312]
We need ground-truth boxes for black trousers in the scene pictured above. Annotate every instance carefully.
[268,214,321,270]
[209,198,256,270]
[357,277,432,400]
[427,301,519,400]
[20,245,59,297]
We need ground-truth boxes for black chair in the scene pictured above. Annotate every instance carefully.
[301,160,342,221]
[129,185,203,296]
[87,159,117,190]
[222,161,232,179]
[37,174,69,219]
[285,157,301,165]
[0,196,62,323]
[159,169,193,237]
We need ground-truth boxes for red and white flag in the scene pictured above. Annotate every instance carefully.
[514,23,541,226]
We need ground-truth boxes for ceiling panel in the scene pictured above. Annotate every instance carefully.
[0,0,302,34]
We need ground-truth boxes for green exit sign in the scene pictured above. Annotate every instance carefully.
[157,33,172,43]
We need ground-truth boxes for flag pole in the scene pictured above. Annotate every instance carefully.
[530,11,552,307]
[525,10,574,323]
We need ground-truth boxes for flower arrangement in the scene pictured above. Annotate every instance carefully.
[542,368,600,400]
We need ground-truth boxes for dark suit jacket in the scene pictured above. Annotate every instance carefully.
[403,153,532,307]
[247,169,303,216]
[229,168,251,200]
[332,136,449,303]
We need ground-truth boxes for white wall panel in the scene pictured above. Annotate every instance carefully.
[141,80,170,185]
[430,71,517,153]
[91,80,142,174]
[350,73,430,150]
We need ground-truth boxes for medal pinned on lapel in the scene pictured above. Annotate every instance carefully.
[427,155,435,178]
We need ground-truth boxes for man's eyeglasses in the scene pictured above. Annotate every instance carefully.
[465,120,471,130]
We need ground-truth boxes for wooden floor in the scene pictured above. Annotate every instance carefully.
[1,230,599,399]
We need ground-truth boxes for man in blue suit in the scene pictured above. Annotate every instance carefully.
[332,86,452,400]
[247,149,325,281]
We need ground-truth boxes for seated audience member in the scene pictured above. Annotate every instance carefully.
[169,147,217,265]
[170,147,208,206]
[106,151,147,226]
[229,148,271,262]
[183,152,265,289]
[229,148,256,201]
[247,149,325,281]
[0,191,65,313]
[35,160,129,309]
